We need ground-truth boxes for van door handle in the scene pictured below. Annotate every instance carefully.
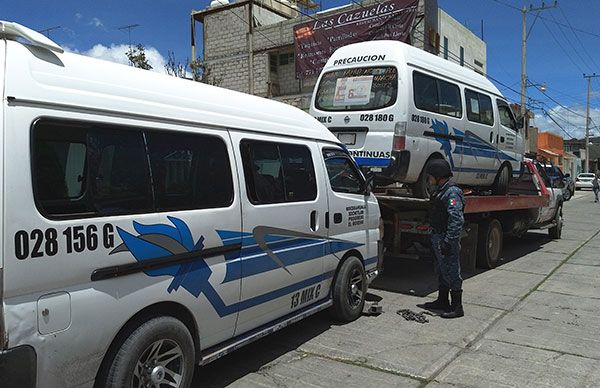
[325,212,330,229]
[496,134,499,144]
[489,132,494,143]
[310,210,317,231]
[333,213,343,224]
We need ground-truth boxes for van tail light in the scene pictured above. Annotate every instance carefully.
[379,217,385,240]
[392,121,407,151]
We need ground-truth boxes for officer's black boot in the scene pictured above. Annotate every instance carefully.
[418,282,450,312]
[441,290,464,318]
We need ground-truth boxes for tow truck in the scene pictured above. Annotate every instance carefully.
[376,159,564,272]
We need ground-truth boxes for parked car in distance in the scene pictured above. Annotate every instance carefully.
[575,172,596,190]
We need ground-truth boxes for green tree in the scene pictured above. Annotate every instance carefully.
[126,44,152,70]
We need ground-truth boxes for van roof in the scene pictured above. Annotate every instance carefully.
[323,40,503,98]
[1,21,339,144]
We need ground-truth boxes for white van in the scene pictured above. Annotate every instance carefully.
[309,40,524,197]
[0,21,381,388]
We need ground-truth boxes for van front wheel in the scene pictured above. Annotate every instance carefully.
[330,256,366,322]
[103,316,195,388]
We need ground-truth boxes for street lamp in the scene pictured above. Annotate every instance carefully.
[526,79,547,93]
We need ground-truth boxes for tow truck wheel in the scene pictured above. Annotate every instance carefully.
[477,219,503,269]
[330,256,366,322]
[548,205,563,239]
[102,316,195,388]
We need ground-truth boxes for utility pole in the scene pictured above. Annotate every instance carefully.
[520,1,557,146]
[584,73,599,173]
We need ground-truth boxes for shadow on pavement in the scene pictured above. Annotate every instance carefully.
[371,231,553,297]
[193,292,381,386]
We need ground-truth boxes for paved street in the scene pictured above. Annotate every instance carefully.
[194,190,600,387]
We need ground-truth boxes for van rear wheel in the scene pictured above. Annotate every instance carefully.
[493,165,510,195]
[413,158,439,198]
[330,256,366,322]
[103,316,195,388]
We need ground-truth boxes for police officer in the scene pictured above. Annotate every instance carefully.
[419,159,465,319]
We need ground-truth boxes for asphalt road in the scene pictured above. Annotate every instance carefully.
[193,189,600,387]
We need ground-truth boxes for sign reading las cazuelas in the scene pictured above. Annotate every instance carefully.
[293,0,418,79]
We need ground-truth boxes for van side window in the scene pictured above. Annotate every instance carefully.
[413,71,462,118]
[146,132,234,211]
[241,140,317,205]
[323,153,364,194]
[497,99,517,131]
[33,120,153,217]
[465,89,494,126]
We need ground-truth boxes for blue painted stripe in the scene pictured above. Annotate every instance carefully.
[354,157,392,167]
[452,167,499,173]
[205,271,335,317]
[237,237,322,258]
[224,241,328,282]
[364,256,378,267]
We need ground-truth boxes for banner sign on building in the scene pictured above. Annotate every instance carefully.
[293,0,419,79]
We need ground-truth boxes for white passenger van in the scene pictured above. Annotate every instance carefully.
[0,21,381,388]
[310,40,524,197]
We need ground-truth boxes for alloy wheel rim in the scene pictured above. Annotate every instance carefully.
[133,339,185,388]
[347,268,364,308]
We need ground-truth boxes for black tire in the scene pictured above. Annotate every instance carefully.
[563,189,572,201]
[492,165,510,195]
[476,219,503,269]
[102,316,195,388]
[330,256,366,322]
[549,205,563,239]
[413,158,440,198]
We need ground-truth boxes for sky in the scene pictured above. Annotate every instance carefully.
[3,0,600,139]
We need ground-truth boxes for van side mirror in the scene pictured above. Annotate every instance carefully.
[364,171,375,195]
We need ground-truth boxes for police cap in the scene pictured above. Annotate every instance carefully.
[426,159,453,178]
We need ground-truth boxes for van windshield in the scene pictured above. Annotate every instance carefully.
[315,66,398,112]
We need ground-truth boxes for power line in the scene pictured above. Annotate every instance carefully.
[540,17,585,75]
[549,10,594,72]
[558,6,600,70]
[490,0,600,39]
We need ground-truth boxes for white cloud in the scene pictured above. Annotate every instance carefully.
[89,17,105,29]
[532,105,600,139]
[75,13,83,21]
[77,44,168,74]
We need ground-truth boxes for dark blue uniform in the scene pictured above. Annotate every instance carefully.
[430,180,465,291]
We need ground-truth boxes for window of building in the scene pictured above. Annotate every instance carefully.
[269,53,278,73]
[465,89,494,126]
[460,46,464,66]
[323,150,364,194]
[241,140,317,205]
[443,36,448,60]
[413,71,462,118]
[279,53,294,66]
[146,132,234,211]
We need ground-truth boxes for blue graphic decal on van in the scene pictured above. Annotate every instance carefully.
[111,216,211,297]
[111,217,363,317]
[430,120,516,171]
[431,119,456,169]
